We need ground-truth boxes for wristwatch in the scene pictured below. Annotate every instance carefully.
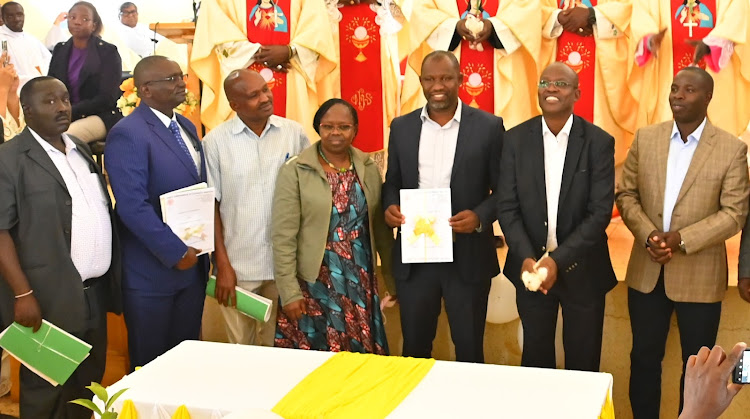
[679,239,687,253]
[587,7,596,25]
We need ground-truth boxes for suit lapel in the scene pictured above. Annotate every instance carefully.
[404,111,422,188]
[655,122,671,208]
[558,116,584,206]
[19,130,68,193]
[674,122,716,206]
[528,118,547,211]
[140,107,200,182]
[450,105,473,183]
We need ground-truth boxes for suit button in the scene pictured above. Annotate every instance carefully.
[658,213,662,217]
[64,228,70,234]
[65,200,72,206]
[544,221,547,227]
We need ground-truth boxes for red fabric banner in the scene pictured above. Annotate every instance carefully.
[457,0,498,113]
[339,5,385,152]
[247,0,291,117]
[671,0,715,74]
[556,0,597,122]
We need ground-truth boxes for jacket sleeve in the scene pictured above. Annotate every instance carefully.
[472,116,505,228]
[497,131,536,262]
[272,160,304,307]
[370,165,395,295]
[104,125,188,268]
[382,120,402,210]
[615,129,659,246]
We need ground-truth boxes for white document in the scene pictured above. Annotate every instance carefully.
[160,183,215,255]
[400,188,453,263]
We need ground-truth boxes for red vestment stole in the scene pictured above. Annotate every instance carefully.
[556,0,597,122]
[671,0,715,73]
[247,0,291,116]
[339,5,385,152]
[457,0,498,113]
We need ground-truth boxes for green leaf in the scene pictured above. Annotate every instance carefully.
[87,382,109,403]
[68,399,102,415]
[101,411,118,419]
[106,388,129,410]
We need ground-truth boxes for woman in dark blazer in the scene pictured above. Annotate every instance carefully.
[48,1,122,143]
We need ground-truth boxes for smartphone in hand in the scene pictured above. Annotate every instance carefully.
[732,349,750,384]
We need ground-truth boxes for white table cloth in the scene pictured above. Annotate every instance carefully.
[102,340,613,418]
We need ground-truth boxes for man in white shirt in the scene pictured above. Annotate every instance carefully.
[0,2,51,89]
[497,62,617,372]
[116,2,164,58]
[204,69,308,346]
[0,76,121,419]
[383,51,504,363]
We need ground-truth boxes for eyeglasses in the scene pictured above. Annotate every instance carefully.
[142,74,186,85]
[319,124,354,133]
[120,10,138,16]
[538,80,576,89]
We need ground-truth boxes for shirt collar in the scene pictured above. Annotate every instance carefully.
[420,101,463,125]
[0,25,22,38]
[670,118,707,144]
[29,128,77,155]
[230,114,280,137]
[541,114,574,139]
[149,106,178,128]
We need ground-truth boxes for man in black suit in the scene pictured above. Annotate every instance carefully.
[0,76,121,418]
[383,50,503,363]
[497,62,616,372]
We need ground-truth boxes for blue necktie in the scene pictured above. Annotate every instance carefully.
[168,120,197,174]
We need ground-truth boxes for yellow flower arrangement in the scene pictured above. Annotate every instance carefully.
[117,77,198,117]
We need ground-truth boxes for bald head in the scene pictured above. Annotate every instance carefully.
[133,55,172,89]
[421,50,460,75]
[223,69,266,102]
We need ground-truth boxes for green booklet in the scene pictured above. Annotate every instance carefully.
[0,320,91,386]
[206,276,273,322]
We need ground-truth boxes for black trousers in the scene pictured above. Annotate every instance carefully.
[396,263,491,363]
[20,278,109,419]
[515,282,606,372]
[628,272,722,419]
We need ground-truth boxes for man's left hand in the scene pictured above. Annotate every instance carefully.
[449,210,480,233]
[537,256,558,295]
[687,39,711,65]
[254,46,291,72]
[560,7,590,33]
[738,278,750,304]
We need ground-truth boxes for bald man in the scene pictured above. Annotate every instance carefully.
[203,69,308,346]
[105,56,210,369]
[498,62,616,372]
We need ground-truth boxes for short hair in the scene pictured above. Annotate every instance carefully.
[133,55,170,89]
[421,50,460,75]
[1,2,21,18]
[313,99,358,135]
[120,2,137,12]
[19,76,60,108]
[70,1,103,37]
[677,66,714,94]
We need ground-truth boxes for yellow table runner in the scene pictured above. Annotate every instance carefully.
[272,352,436,419]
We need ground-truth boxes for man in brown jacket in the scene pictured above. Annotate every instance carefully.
[616,67,749,419]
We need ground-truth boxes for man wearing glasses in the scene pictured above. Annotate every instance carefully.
[116,2,164,58]
[105,56,210,370]
[497,62,616,372]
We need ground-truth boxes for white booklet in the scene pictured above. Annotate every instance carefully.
[160,182,215,255]
[399,188,453,263]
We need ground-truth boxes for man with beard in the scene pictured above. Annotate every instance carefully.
[0,76,121,418]
[105,56,210,370]
[383,51,503,363]
[204,69,308,346]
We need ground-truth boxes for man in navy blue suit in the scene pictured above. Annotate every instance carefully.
[105,55,209,370]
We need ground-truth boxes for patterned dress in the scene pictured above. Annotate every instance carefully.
[275,170,388,355]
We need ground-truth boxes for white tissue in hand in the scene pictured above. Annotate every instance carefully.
[465,15,485,51]
[521,267,548,291]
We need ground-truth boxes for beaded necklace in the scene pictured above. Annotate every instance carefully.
[318,143,353,173]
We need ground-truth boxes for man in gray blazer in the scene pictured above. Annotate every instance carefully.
[0,76,121,419]
[383,51,504,363]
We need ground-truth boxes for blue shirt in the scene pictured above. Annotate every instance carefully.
[663,118,707,231]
